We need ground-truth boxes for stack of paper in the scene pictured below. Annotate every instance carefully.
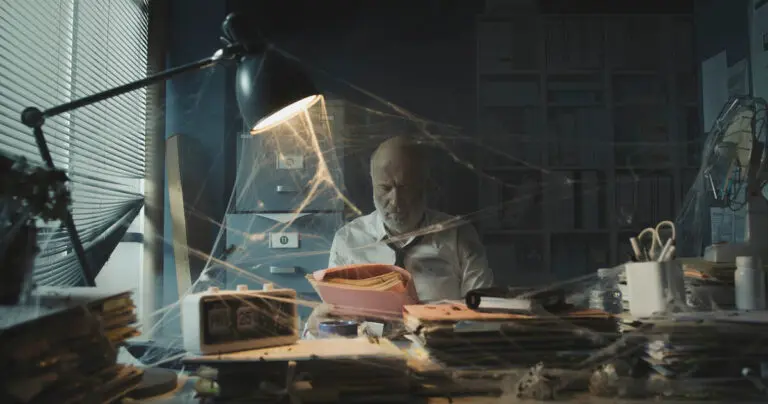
[309,264,420,317]
[325,271,405,290]
[33,287,140,346]
[185,338,410,402]
[403,303,620,370]
[0,288,142,403]
[641,312,768,382]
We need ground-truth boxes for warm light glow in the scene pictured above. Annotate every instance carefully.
[250,95,321,134]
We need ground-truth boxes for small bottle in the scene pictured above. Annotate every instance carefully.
[590,268,623,314]
[735,256,766,310]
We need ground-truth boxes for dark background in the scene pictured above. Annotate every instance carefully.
[161,0,752,305]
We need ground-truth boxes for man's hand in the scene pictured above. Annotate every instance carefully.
[304,303,336,337]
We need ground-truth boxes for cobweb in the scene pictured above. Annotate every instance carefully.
[54,44,768,401]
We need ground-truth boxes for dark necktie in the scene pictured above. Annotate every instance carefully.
[387,235,423,268]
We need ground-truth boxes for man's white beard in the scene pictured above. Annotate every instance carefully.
[380,207,425,236]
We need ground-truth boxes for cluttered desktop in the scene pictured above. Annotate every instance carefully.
[3,1,768,403]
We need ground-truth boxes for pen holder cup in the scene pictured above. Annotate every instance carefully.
[625,260,686,318]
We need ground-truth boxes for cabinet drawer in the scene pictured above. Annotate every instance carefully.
[224,212,343,294]
[234,132,343,212]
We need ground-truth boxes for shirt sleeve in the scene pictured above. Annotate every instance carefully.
[328,228,347,268]
[456,223,494,295]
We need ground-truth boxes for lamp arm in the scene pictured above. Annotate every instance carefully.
[22,45,242,128]
[18,43,243,287]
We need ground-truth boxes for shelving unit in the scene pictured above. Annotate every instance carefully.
[476,6,701,281]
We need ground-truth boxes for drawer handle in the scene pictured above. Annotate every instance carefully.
[276,185,298,193]
[270,266,296,274]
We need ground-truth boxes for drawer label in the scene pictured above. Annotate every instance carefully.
[276,153,304,170]
[269,232,300,249]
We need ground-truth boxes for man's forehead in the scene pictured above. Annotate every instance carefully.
[372,154,425,179]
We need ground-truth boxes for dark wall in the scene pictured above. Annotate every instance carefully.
[162,0,229,307]
[163,0,483,303]
[694,0,751,65]
[227,0,483,216]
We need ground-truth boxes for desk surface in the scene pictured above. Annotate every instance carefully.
[129,375,766,404]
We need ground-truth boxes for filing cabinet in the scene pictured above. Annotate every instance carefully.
[234,98,346,213]
[224,212,343,294]
[234,133,344,212]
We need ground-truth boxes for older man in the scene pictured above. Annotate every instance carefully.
[328,136,494,302]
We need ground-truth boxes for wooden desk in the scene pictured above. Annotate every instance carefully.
[129,375,766,404]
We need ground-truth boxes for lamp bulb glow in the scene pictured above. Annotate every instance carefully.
[250,95,321,134]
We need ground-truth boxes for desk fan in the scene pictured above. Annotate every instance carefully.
[695,96,768,262]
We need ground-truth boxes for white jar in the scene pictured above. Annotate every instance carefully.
[735,256,766,310]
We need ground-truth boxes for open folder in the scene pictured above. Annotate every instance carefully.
[308,264,420,317]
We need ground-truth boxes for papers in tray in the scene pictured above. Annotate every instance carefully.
[325,270,405,290]
[308,264,420,318]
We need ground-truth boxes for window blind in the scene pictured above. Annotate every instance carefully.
[0,0,149,286]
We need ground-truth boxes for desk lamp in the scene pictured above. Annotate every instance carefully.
[19,13,319,287]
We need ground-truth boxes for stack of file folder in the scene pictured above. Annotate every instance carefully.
[403,303,620,370]
[639,311,768,397]
[308,264,419,318]
[0,287,142,403]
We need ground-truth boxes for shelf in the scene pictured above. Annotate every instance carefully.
[611,70,662,76]
[483,166,611,171]
[477,19,540,73]
[483,229,610,236]
[614,171,676,231]
[543,169,607,231]
[478,169,545,232]
[613,166,676,171]
[550,232,611,279]
[482,165,550,172]
[547,107,611,168]
[547,102,603,107]
[481,71,541,76]
[477,13,697,279]
[544,16,604,71]
[483,229,546,236]
[483,232,546,276]
[545,69,601,75]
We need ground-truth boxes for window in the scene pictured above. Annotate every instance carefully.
[0,0,149,285]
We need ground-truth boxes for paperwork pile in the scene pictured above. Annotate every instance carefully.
[185,338,410,403]
[641,312,768,385]
[0,287,142,403]
[403,303,620,370]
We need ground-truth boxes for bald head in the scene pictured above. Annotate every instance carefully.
[370,136,428,178]
[370,136,428,234]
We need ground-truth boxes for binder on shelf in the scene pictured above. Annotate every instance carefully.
[581,171,601,230]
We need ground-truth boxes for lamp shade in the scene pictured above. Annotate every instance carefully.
[235,49,319,132]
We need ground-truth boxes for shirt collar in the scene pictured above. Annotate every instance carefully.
[374,210,428,246]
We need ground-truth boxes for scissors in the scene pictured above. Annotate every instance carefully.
[630,220,676,262]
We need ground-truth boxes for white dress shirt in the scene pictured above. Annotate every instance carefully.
[328,210,494,302]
